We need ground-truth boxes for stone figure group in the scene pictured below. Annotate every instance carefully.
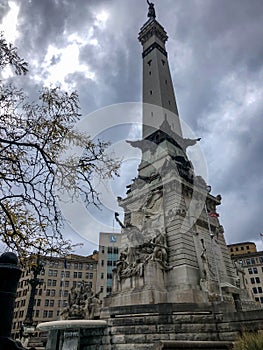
[60,281,101,320]
[113,227,170,282]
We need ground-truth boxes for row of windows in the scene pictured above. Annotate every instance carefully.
[101,260,118,267]
[248,267,259,274]
[101,246,119,255]
[250,277,261,284]
[253,287,263,294]
[255,297,263,303]
[242,257,263,265]
[21,261,95,275]
[230,245,251,252]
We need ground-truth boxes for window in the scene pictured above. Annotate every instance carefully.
[107,273,112,279]
[45,299,49,307]
[90,273,93,279]
[100,286,104,293]
[101,246,105,254]
[251,278,255,284]
[261,297,263,304]
[241,246,244,250]
[149,71,151,75]
[37,299,41,306]
[74,263,78,269]
[113,247,119,255]
[52,280,56,286]
[66,271,70,278]
[35,310,39,318]
[78,272,82,279]
[51,290,55,297]
[73,272,77,278]
[246,259,251,265]
[38,288,42,296]
[150,90,153,95]
[255,297,260,302]
[48,310,53,318]
[108,247,113,254]
[47,279,52,286]
[251,258,256,264]
[253,287,258,294]
[79,263,83,270]
[72,281,77,288]
[107,261,113,266]
[230,248,233,252]
[260,257,263,263]
[246,246,250,250]
[46,289,50,296]
[253,267,258,274]
[258,287,262,293]
[256,277,260,284]
[101,260,104,267]
[101,273,104,279]
[248,268,253,274]
[64,290,68,297]
[50,300,54,307]
[235,247,239,251]
[43,310,48,318]
[65,281,69,287]
[58,300,62,307]
[107,286,112,294]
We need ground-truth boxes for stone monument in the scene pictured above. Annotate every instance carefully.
[107,1,251,310]
[41,3,263,349]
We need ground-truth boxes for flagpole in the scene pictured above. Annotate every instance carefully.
[205,203,223,301]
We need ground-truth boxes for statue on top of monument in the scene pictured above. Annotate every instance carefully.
[147,0,156,19]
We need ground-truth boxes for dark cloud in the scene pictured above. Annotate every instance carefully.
[4,0,263,251]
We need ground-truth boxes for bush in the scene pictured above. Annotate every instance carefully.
[233,332,263,350]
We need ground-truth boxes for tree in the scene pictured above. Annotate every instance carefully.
[0,34,120,258]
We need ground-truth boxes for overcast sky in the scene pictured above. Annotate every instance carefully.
[1,0,263,254]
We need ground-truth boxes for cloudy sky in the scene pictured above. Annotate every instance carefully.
[1,0,263,254]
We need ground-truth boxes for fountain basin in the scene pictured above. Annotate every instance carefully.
[37,319,107,331]
[37,320,108,350]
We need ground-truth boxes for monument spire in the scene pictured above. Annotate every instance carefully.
[139,2,182,139]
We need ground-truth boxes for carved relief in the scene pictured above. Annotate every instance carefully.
[60,281,101,320]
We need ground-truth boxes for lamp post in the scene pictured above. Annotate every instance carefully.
[22,254,44,342]
[0,252,26,349]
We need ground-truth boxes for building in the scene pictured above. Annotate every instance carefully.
[227,242,257,257]
[96,232,121,300]
[12,253,98,338]
[228,242,263,305]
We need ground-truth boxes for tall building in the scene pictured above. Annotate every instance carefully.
[96,232,121,300]
[12,253,98,338]
[228,242,263,305]
[228,242,257,257]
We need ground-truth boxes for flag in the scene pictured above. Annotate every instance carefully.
[208,212,219,218]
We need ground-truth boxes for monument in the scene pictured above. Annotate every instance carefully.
[108,1,250,309]
[40,2,263,349]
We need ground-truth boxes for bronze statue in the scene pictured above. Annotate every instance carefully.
[147,0,156,19]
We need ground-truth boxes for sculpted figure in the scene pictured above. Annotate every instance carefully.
[234,261,245,289]
[151,229,168,264]
[147,0,156,19]
[200,239,209,280]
